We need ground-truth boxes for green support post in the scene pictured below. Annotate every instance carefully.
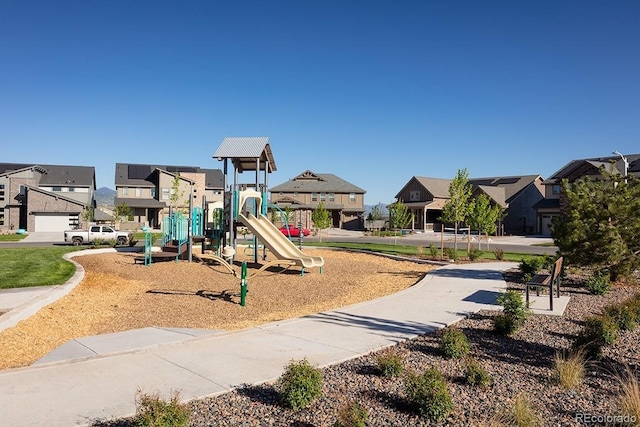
[240,261,248,306]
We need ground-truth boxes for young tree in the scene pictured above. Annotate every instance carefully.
[552,170,640,281]
[113,202,133,222]
[388,199,412,230]
[170,173,188,212]
[441,168,473,250]
[468,194,503,250]
[312,202,332,240]
[283,205,295,225]
[81,205,95,227]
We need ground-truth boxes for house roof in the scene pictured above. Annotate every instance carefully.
[400,175,537,205]
[115,163,224,189]
[270,170,365,194]
[94,209,114,221]
[543,153,640,184]
[213,137,277,173]
[468,175,541,202]
[24,185,86,207]
[474,185,508,208]
[0,163,95,187]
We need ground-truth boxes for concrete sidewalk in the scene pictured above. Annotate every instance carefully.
[0,261,569,427]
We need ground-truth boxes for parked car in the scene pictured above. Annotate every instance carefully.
[64,225,133,246]
[279,225,310,238]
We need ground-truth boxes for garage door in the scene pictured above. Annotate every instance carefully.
[34,213,74,232]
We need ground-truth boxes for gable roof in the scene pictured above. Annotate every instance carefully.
[270,170,365,194]
[115,163,224,189]
[213,137,277,173]
[544,153,640,184]
[398,174,540,205]
[469,175,541,202]
[24,184,86,207]
[0,163,94,187]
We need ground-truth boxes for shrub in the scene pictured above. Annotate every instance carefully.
[464,358,492,388]
[93,238,104,247]
[129,239,139,247]
[428,244,439,257]
[518,258,544,282]
[575,315,619,360]
[604,303,638,331]
[553,348,585,390]
[468,249,482,261]
[494,291,529,335]
[335,401,369,427]
[586,270,611,295]
[510,393,542,427]
[376,348,403,377]
[276,358,323,410]
[404,367,453,421]
[493,248,505,261]
[444,247,457,261]
[439,327,470,359]
[133,390,190,427]
[108,238,118,247]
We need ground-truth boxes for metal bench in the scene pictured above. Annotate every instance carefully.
[525,256,564,311]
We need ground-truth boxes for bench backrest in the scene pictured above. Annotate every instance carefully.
[551,256,563,281]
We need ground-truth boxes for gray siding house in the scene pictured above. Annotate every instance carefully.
[395,175,544,235]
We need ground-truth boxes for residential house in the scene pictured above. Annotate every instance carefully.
[395,175,544,234]
[533,153,640,236]
[269,170,366,230]
[114,163,224,229]
[0,163,96,232]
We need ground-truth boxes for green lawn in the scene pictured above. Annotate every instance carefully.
[308,241,545,263]
[0,234,28,242]
[0,247,81,289]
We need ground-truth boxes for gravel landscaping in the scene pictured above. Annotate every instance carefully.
[93,262,640,426]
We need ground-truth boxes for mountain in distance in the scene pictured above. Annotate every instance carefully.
[95,187,116,207]
[364,202,389,217]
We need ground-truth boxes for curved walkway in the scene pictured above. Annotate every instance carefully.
[0,258,524,427]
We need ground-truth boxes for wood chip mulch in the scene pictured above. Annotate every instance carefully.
[0,248,436,370]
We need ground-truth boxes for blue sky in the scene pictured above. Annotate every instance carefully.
[2,1,638,204]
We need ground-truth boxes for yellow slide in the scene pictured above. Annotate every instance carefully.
[238,212,324,270]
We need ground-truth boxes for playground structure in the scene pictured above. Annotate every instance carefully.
[138,137,324,304]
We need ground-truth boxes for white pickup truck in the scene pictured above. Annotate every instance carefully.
[64,225,133,246]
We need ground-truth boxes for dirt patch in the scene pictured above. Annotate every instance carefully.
[0,249,436,370]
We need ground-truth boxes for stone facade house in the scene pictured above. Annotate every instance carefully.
[269,170,366,230]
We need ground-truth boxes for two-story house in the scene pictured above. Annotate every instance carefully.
[114,163,224,229]
[395,175,544,234]
[0,163,96,232]
[533,153,640,236]
[269,170,366,230]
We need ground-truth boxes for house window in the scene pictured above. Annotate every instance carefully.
[162,188,170,200]
[409,191,420,201]
[329,193,335,202]
[349,193,356,203]
[135,188,141,197]
[320,193,326,202]
[0,184,4,201]
[293,192,298,197]
[151,188,156,198]
[68,187,75,192]
[0,208,4,225]
[122,187,129,196]
[52,186,62,192]
[311,193,317,201]
[552,185,561,195]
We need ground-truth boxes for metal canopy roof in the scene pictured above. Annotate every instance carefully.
[213,137,277,173]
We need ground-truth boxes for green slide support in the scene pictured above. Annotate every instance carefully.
[240,261,248,306]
